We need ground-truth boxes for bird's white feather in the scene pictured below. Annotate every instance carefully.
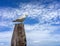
[18,13,28,19]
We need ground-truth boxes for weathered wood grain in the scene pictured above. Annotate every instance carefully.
[11,23,26,46]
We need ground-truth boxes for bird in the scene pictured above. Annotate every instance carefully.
[13,13,28,22]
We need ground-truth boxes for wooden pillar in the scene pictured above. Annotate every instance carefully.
[11,23,26,46]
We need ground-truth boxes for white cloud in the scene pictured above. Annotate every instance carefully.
[18,3,60,24]
[25,24,60,32]
[0,31,13,46]
[25,24,60,46]
[0,3,60,24]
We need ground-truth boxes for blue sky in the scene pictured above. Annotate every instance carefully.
[0,0,60,46]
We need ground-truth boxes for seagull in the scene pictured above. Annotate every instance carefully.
[13,13,28,22]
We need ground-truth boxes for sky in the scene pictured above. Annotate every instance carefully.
[0,0,60,46]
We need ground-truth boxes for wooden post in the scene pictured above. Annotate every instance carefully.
[11,23,26,46]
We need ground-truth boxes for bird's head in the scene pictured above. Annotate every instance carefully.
[23,12,28,17]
